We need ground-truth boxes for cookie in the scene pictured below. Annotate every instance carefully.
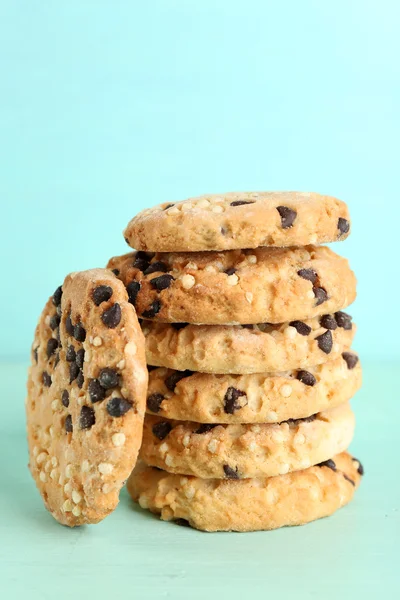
[26,269,147,526]
[140,403,354,479]
[107,245,356,325]
[127,452,363,532]
[146,353,361,423]
[123,191,351,252]
[143,312,355,373]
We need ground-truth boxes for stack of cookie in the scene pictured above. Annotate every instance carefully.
[108,191,363,532]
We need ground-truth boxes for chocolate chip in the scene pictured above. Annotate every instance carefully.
[223,387,247,414]
[80,406,96,429]
[111,268,120,276]
[230,200,255,206]
[276,206,297,229]
[343,473,355,486]
[75,348,85,368]
[54,352,60,367]
[289,320,312,336]
[42,371,52,387]
[296,370,317,386]
[144,262,168,276]
[171,323,189,331]
[127,281,141,305]
[107,397,132,417]
[147,365,158,372]
[152,421,172,440]
[195,424,218,434]
[284,414,317,426]
[335,311,353,330]
[317,459,336,471]
[313,286,328,306]
[69,362,80,383]
[224,267,236,276]
[133,256,150,271]
[99,368,119,389]
[142,300,161,319]
[77,369,84,389]
[102,303,122,328]
[124,236,129,244]
[52,286,63,307]
[174,518,191,527]
[33,347,39,363]
[221,227,227,235]
[316,330,333,354]
[74,322,86,342]
[150,274,175,291]
[338,218,350,236]
[65,414,73,433]
[147,393,165,413]
[46,338,58,359]
[92,285,113,306]
[297,269,317,283]
[62,390,70,407]
[164,203,175,210]
[165,370,194,392]
[241,324,254,329]
[49,314,60,330]
[88,379,106,403]
[223,465,239,479]
[342,352,359,369]
[352,457,364,476]
[320,314,338,330]
[66,345,76,362]
[65,312,74,336]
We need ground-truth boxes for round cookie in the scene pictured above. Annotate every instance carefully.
[107,245,356,325]
[146,352,361,423]
[128,452,363,532]
[143,311,355,374]
[27,269,148,526]
[124,191,351,252]
[140,403,355,479]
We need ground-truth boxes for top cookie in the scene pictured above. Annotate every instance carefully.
[26,269,147,526]
[124,191,351,252]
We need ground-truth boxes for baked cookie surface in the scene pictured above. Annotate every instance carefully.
[143,312,355,373]
[127,452,363,532]
[124,191,351,252]
[146,353,361,423]
[108,245,357,325]
[26,269,147,526]
[140,403,355,479]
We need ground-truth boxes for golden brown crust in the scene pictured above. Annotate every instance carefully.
[146,354,361,423]
[127,452,362,532]
[140,404,355,479]
[26,269,148,526]
[108,246,357,325]
[143,314,356,373]
[124,191,351,252]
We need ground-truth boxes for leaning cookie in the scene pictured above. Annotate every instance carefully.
[143,312,355,374]
[107,245,356,325]
[140,404,355,479]
[128,452,363,532]
[124,191,351,252]
[146,353,361,424]
[26,269,147,526]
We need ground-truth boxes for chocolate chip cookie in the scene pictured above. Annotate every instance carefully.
[124,191,351,252]
[27,269,147,526]
[128,452,363,531]
[143,312,355,373]
[146,353,361,423]
[140,403,355,479]
[108,245,357,325]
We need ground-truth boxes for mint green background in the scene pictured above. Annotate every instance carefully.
[1,2,399,598]
[1,0,399,361]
